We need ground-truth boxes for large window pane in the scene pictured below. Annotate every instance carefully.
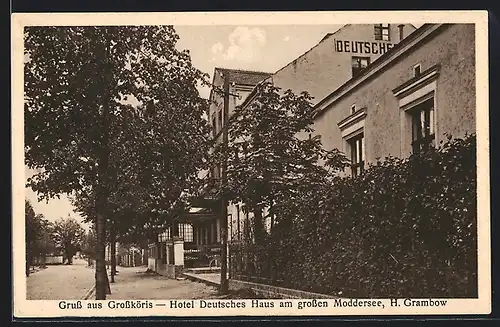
[348,133,365,177]
[410,98,435,153]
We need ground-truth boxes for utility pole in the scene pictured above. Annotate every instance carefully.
[219,71,230,293]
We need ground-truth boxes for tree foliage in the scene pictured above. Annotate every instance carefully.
[213,82,349,243]
[25,201,57,274]
[81,227,97,259]
[25,25,210,209]
[24,26,211,298]
[51,216,86,264]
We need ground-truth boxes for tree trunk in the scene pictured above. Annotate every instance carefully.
[105,266,112,294]
[26,248,31,277]
[95,212,107,300]
[110,228,116,283]
[253,208,265,245]
[95,28,112,300]
[171,221,178,265]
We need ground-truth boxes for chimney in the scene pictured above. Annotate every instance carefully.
[398,24,405,41]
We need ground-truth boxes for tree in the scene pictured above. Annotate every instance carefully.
[211,83,348,291]
[32,215,57,265]
[25,26,210,299]
[25,200,38,276]
[81,227,97,266]
[51,216,86,264]
[25,201,55,274]
[213,82,349,244]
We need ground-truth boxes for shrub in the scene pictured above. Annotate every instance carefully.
[231,133,477,298]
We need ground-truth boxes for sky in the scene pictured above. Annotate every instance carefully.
[175,25,346,99]
[24,24,347,225]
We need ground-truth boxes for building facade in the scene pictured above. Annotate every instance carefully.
[208,68,272,178]
[220,23,476,247]
[312,23,476,177]
[206,68,272,243]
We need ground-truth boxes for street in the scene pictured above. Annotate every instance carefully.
[26,258,95,300]
[106,266,220,300]
[26,259,222,300]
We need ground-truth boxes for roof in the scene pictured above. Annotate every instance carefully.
[273,25,349,76]
[214,67,272,86]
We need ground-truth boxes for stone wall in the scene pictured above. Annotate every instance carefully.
[229,279,335,299]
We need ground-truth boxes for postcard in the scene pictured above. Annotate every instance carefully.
[12,10,490,318]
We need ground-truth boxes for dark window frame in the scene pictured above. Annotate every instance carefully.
[218,109,223,132]
[348,132,365,177]
[375,23,391,41]
[352,56,371,77]
[410,98,435,154]
[212,116,217,137]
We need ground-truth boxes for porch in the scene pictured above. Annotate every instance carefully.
[147,209,224,278]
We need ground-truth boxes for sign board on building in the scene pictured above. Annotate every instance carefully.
[335,39,394,55]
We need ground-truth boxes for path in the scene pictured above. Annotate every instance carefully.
[26,258,95,300]
[106,266,220,300]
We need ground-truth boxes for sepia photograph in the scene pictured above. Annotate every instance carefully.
[12,11,490,317]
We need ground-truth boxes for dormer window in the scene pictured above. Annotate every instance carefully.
[413,63,422,77]
[351,104,357,114]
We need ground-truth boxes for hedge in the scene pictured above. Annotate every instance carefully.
[230,133,477,298]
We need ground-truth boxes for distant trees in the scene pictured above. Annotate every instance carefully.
[81,227,97,266]
[25,200,71,275]
[51,216,86,264]
[25,200,57,275]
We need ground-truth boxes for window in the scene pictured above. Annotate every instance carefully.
[352,57,370,77]
[218,109,223,132]
[375,24,390,41]
[351,104,357,114]
[212,116,217,137]
[413,64,421,77]
[179,223,194,243]
[348,133,365,177]
[393,64,440,157]
[410,98,435,154]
